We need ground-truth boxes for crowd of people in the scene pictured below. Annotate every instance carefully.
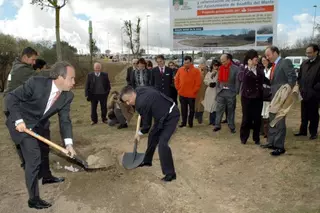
[2,43,319,209]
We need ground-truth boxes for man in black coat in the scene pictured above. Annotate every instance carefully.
[5,61,77,209]
[85,62,111,125]
[150,55,175,101]
[120,86,179,182]
[295,44,320,140]
[126,58,138,86]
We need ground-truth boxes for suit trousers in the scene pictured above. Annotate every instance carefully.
[240,96,263,143]
[143,108,179,175]
[91,94,108,122]
[268,113,286,149]
[215,91,236,130]
[19,135,43,199]
[299,99,319,136]
[4,112,52,178]
[179,96,195,126]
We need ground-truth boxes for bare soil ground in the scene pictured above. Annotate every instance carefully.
[0,62,319,213]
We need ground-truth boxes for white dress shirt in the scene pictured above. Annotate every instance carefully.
[15,80,73,146]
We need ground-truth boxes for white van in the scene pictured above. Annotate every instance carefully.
[285,56,308,70]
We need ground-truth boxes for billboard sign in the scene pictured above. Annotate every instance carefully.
[170,0,278,51]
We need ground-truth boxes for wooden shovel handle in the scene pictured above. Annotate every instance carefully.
[24,128,69,155]
[135,115,141,135]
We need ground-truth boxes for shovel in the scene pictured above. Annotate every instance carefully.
[24,128,105,171]
[122,115,145,169]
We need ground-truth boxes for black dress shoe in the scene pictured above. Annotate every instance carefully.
[188,124,193,128]
[42,176,65,185]
[91,122,97,125]
[294,132,307,136]
[309,135,318,140]
[138,162,152,167]
[213,127,221,132]
[241,141,246,144]
[260,143,275,149]
[255,141,260,145]
[161,174,176,182]
[179,124,186,128]
[221,120,227,124]
[270,149,286,156]
[117,123,128,129]
[28,198,52,209]
[230,129,236,134]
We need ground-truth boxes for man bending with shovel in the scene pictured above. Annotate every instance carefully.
[120,86,179,182]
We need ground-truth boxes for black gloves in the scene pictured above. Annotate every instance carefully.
[209,82,216,88]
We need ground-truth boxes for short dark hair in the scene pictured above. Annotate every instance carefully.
[120,85,135,102]
[146,60,153,68]
[21,47,38,58]
[33,59,47,70]
[184,55,192,62]
[137,58,147,66]
[50,61,73,79]
[243,49,259,65]
[266,45,280,55]
[155,55,165,60]
[307,43,320,55]
[226,53,233,60]
[210,59,221,70]
[260,56,273,69]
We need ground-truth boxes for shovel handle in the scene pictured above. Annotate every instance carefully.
[135,115,141,135]
[24,128,69,155]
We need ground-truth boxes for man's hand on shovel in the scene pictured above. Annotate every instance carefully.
[134,133,140,143]
[66,145,77,158]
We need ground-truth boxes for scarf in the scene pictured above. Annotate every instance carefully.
[218,62,232,83]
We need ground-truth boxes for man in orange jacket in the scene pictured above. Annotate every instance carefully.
[174,56,201,127]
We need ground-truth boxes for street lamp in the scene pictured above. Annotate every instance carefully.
[107,32,110,50]
[146,14,150,55]
[312,5,317,40]
[120,19,124,55]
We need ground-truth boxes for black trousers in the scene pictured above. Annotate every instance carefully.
[143,108,179,175]
[18,126,54,200]
[299,99,319,136]
[171,88,178,105]
[16,127,52,179]
[4,111,52,179]
[91,94,108,123]
[240,96,263,143]
[179,96,195,126]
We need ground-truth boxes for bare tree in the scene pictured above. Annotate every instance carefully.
[30,0,68,61]
[123,17,141,57]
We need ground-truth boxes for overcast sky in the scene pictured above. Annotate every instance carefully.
[0,0,319,54]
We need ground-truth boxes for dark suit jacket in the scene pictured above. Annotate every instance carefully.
[85,72,111,99]
[238,66,264,99]
[298,56,320,101]
[270,58,296,98]
[126,66,133,86]
[150,66,174,98]
[5,76,74,145]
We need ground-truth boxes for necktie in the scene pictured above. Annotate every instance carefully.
[270,63,276,80]
[49,91,61,109]
[160,67,164,74]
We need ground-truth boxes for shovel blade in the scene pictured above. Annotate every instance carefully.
[122,152,145,170]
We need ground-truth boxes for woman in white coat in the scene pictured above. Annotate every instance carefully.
[202,60,221,125]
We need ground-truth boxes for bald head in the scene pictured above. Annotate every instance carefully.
[132,58,138,69]
[94,62,102,73]
[220,54,231,66]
